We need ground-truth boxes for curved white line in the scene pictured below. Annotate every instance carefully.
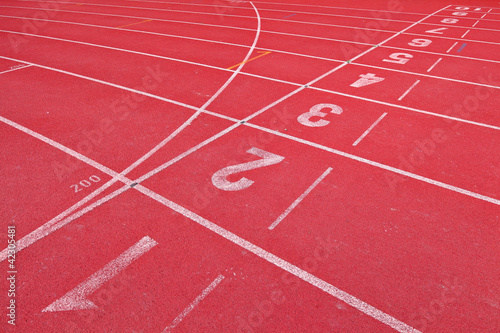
[9,0,500,30]
[120,1,262,174]
[0,2,262,260]
[2,14,500,91]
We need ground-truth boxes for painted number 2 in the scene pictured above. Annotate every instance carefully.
[212,148,284,191]
[70,175,101,193]
[297,103,343,127]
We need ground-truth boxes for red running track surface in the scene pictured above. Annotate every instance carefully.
[0,0,499,332]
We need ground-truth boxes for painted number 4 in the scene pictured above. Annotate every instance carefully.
[212,148,284,191]
[350,73,385,88]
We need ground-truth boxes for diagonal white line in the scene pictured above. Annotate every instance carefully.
[0,64,32,75]
[244,122,500,206]
[5,14,495,92]
[132,183,421,333]
[427,58,442,72]
[269,168,333,230]
[352,112,388,146]
[0,0,262,259]
[43,236,158,312]
[3,6,500,46]
[124,0,427,17]
[118,1,262,176]
[398,80,421,100]
[163,275,225,332]
[446,42,458,53]
[0,4,491,331]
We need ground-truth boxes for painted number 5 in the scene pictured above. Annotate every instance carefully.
[383,53,413,64]
[297,103,343,127]
[212,148,284,191]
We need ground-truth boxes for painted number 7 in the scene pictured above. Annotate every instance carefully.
[212,148,285,191]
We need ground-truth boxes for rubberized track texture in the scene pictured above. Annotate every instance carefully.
[0,0,499,332]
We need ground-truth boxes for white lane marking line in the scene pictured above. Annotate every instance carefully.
[1,76,497,332]
[0,9,390,46]
[6,63,492,328]
[0,14,250,50]
[353,61,499,89]
[0,56,200,110]
[244,122,500,205]
[2,64,32,74]
[0,6,500,69]
[0,64,32,75]
[246,0,476,15]
[0,28,245,76]
[15,0,423,26]
[163,275,225,332]
[23,0,500,28]
[427,58,442,72]
[3,6,500,49]
[119,1,261,176]
[4,2,500,47]
[131,184,421,333]
[135,124,240,183]
[43,236,158,312]
[382,43,500,64]
[3,2,500,43]
[269,168,332,230]
[260,5,453,106]
[126,0,427,16]
[352,113,388,146]
[461,29,470,38]
[0,16,496,327]
[5,75,499,215]
[446,42,458,53]
[0,115,123,180]
[7,99,498,288]
[398,80,421,101]
[0,184,130,263]
[472,20,479,27]
[312,85,500,130]
[0,99,424,333]
[0,1,261,258]
[2,53,497,134]
[0,115,137,264]
[34,0,500,25]
[3,13,500,65]
[2,20,498,261]
[3,52,497,159]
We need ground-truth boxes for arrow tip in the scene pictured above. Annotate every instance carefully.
[43,294,97,312]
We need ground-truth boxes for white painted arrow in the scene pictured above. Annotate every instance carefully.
[43,236,158,312]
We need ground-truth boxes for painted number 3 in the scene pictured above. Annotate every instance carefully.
[212,148,284,191]
[297,103,343,127]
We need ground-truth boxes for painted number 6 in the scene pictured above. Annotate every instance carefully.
[212,148,284,191]
[383,53,413,65]
[408,39,432,47]
[297,103,343,127]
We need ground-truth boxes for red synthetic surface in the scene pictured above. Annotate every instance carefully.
[0,0,499,333]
